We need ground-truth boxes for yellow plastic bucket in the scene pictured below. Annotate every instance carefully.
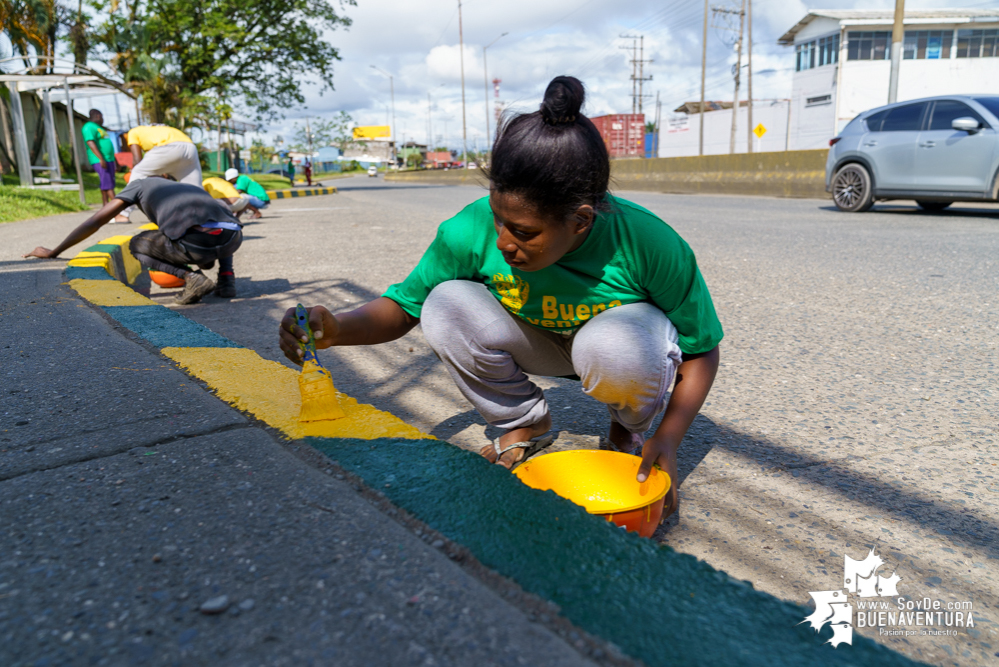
[514,450,670,537]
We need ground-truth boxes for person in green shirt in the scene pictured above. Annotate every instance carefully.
[278,76,723,520]
[225,168,269,219]
[81,110,119,206]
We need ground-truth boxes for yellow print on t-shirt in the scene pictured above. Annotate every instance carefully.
[525,295,623,329]
[493,273,530,313]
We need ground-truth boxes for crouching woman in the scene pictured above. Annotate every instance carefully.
[279,76,722,518]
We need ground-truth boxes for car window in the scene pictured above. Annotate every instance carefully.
[972,97,999,122]
[864,110,889,132]
[929,100,988,130]
[881,103,927,131]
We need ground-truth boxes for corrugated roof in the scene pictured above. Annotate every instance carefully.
[778,9,999,45]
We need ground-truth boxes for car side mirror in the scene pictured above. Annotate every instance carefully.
[952,117,981,133]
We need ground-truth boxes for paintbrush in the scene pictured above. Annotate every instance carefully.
[295,304,346,422]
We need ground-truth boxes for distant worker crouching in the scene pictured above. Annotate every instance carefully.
[23,176,242,304]
[225,168,270,220]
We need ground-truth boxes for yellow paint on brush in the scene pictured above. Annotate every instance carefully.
[162,347,431,441]
[298,359,347,422]
[97,234,143,283]
[69,279,158,307]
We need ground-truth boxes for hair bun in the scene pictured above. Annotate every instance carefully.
[540,76,585,126]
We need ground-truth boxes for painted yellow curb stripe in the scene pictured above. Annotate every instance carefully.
[162,347,431,441]
[265,186,338,199]
[96,234,144,284]
[68,279,158,307]
[67,254,113,273]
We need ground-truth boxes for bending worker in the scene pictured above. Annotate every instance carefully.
[24,176,242,305]
[225,168,270,219]
[279,76,722,520]
[118,124,203,223]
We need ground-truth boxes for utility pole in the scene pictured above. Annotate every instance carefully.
[458,0,468,169]
[888,0,905,103]
[699,0,708,156]
[483,32,508,159]
[620,35,653,157]
[427,92,432,149]
[712,2,746,154]
[638,36,653,114]
[746,0,753,153]
[370,65,397,168]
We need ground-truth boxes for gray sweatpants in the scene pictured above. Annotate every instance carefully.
[421,281,683,434]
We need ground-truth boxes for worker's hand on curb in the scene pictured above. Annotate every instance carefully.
[279,305,338,364]
[23,247,57,259]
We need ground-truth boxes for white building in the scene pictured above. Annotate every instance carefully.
[658,100,792,158]
[779,9,999,149]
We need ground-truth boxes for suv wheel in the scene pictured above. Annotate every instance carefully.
[916,200,952,212]
[832,164,875,212]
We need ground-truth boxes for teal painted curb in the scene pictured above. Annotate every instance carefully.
[310,436,926,667]
[102,305,241,349]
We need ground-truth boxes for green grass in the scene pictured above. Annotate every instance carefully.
[0,171,129,224]
[1,166,362,224]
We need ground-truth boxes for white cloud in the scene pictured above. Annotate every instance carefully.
[240,0,983,149]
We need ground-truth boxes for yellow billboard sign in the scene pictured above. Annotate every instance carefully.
[353,125,391,139]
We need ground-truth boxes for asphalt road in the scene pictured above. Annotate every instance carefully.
[5,175,998,665]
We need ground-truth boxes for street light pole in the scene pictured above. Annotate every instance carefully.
[483,32,508,161]
[370,65,397,168]
[699,0,708,156]
[458,0,468,170]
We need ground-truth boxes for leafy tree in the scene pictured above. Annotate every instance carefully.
[89,0,355,121]
[645,121,657,133]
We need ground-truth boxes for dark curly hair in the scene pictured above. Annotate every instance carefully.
[487,76,610,222]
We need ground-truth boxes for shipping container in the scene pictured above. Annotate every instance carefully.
[590,114,645,158]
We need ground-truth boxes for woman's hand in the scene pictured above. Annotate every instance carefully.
[638,435,679,516]
[23,247,57,259]
[279,305,338,365]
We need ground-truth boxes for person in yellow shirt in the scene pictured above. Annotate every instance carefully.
[126,125,202,184]
[202,176,249,217]
[119,125,203,223]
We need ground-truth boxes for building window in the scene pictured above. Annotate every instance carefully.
[847,31,891,60]
[818,35,840,66]
[796,41,815,71]
[796,35,839,71]
[956,29,999,58]
[806,94,832,107]
[903,30,953,59]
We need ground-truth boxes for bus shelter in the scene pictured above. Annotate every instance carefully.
[0,59,134,202]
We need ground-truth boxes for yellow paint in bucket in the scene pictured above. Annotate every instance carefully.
[514,450,670,537]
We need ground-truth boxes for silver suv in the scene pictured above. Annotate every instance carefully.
[826,95,999,212]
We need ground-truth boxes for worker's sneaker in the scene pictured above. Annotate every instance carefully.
[215,271,236,298]
[175,271,215,305]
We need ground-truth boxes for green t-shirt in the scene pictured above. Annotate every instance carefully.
[384,195,723,355]
[81,122,115,164]
[234,174,269,202]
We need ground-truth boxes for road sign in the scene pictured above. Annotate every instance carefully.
[753,124,767,139]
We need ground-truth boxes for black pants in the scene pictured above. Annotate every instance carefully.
[129,228,242,279]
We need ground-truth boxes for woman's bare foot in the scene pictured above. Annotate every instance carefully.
[606,420,644,455]
[479,412,552,469]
